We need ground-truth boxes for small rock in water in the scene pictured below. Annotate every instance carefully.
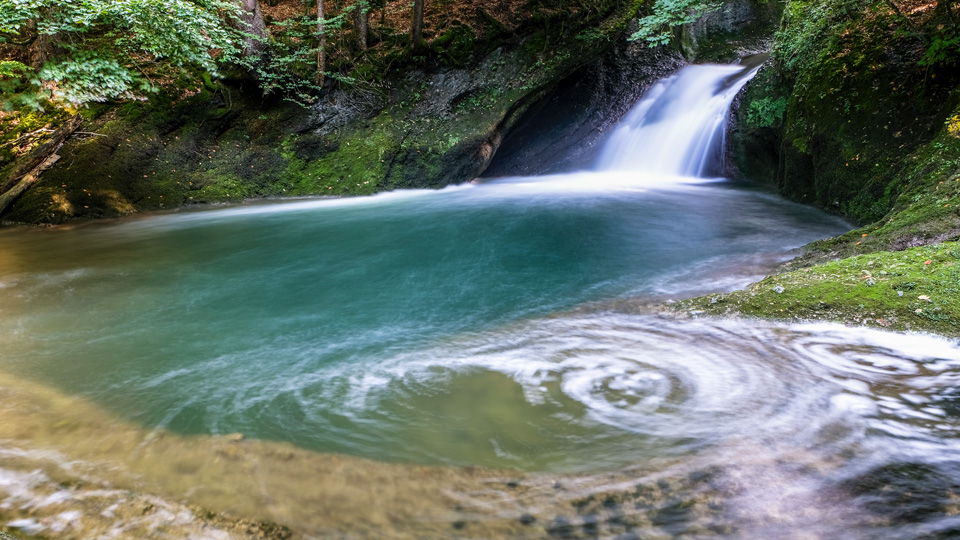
[6,519,42,535]
[519,513,536,525]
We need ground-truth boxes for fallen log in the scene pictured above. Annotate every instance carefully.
[0,153,61,217]
[0,114,81,194]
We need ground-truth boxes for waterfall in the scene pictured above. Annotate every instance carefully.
[595,62,761,177]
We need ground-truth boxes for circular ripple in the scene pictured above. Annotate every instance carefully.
[304,315,960,470]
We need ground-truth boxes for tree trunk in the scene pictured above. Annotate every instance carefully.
[411,0,425,53]
[27,27,51,69]
[355,0,368,50]
[935,0,956,23]
[316,0,326,85]
[239,0,268,58]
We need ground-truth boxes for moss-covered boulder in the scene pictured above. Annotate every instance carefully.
[731,0,960,226]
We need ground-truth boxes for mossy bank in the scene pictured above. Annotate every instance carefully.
[684,0,960,337]
[677,241,960,337]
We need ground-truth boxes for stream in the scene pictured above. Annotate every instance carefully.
[1,62,959,539]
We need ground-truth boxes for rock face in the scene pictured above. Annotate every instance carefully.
[680,0,781,61]
[483,41,683,177]
[3,2,643,224]
[485,0,780,178]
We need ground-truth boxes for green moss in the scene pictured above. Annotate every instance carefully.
[734,0,960,225]
[280,117,399,197]
[777,101,960,265]
[192,173,254,202]
[0,108,71,174]
[678,242,960,337]
[432,26,477,66]
[714,90,960,337]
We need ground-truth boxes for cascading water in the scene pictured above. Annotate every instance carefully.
[595,62,761,176]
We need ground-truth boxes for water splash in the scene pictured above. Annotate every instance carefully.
[595,62,761,176]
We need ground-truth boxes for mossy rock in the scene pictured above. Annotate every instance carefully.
[677,241,960,337]
[732,0,960,225]
[432,25,476,66]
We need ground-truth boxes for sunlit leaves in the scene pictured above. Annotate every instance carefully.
[0,0,46,37]
[0,0,247,108]
[628,0,721,46]
[38,53,146,104]
[0,60,30,77]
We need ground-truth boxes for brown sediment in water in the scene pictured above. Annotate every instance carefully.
[0,370,718,539]
[0,367,864,539]
[0,370,530,538]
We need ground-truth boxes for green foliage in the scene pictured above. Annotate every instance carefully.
[0,63,45,111]
[38,52,153,104]
[745,96,787,127]
[919,28,960,67]
[254,4,375,105]
[254,16,325,105]
[754,0,960,226]
[947,114,960,138]
[575,27,610,42]
[0,60,34,108]
[628,0,721,46]
[0,60,29,77]
[0,0,247,109]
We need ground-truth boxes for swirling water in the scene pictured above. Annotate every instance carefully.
[0,174,854,468]
[1,64,959,538]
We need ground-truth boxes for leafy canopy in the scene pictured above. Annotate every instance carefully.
[0,0,249,109]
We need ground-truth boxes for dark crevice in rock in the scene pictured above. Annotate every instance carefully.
[484,43,684,177]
